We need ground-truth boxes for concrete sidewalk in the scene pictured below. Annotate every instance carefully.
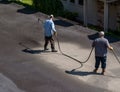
[0,2,120,92]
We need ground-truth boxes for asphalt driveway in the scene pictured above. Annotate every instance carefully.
[0,1,120,92]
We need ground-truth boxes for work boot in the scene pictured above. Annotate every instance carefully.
[101,68,105,75]
[93,68,98,73]
[52,49,57,52]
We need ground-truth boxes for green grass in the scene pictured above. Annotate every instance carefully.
[20,0,33,5]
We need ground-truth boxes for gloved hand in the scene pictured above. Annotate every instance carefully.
[54,32,57,36]
[110,46,113,50]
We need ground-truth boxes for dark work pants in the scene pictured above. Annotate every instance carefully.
[95,56,107,69]
[44,36,55,50]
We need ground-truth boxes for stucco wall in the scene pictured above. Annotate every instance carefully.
[117,5,120,30]
[61,0,98,24]
[109,3,117,30]
[87,0,98,25]
[61,0,119,30]
[61,0,83,21]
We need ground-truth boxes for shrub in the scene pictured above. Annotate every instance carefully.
[32,0,64,16]
[60,10,78,21]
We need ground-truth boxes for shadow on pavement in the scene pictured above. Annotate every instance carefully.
[54,19,74,27]
[88,32,120,43]
[65,70,101,76]
[88,32,99,41]
[19,42,46,54]
[22,49,54,54]
[17,6,38,14]
[0,0,11,4]
[65,70,120,78]
[22,49,43,54]
[0,0,38,14]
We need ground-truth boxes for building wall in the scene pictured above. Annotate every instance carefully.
[61,0,120,30]
[61,0,84,20]
[117,5,120,30]
[97,0,104,28]
[87,0,98,25]
[109,3,117,30]
[108,1,120,30]
[61,0,98,24]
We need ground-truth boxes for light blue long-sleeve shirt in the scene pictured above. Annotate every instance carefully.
[44,19,56,37]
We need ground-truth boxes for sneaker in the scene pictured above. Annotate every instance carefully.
[101,72,105,75]
[44,48,49,51]
[93,69,97,73]
[101,69,105,75]
[52,49,57,52]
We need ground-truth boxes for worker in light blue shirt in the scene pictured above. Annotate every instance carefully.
[43,14,57,52]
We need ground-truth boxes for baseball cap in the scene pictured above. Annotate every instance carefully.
[49,14,54,18]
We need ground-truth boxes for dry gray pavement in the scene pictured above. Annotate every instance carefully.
[0,1,120,92]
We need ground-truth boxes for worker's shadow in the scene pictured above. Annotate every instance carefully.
[22,49,43,54]
[22,49,51,54]
[65,70,101,76]
[0,0,11,4]
[19,42,50,54]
